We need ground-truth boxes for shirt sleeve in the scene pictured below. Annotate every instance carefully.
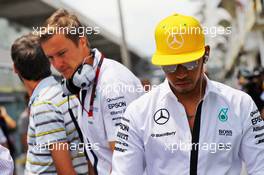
[111,105,145,175]
[0,145,14,175]
[239,95,264,175]
[32,101,67,146]
[101,82,143,142]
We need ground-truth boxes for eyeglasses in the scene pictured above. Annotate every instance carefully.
[161,60,199,73]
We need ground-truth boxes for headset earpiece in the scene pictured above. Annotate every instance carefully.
[203,51,209,64]
[72,64,95,88]
[61,63,96,96]
[60,49,103,96]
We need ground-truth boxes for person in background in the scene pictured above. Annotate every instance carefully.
[0,106,16,130]
[237,67,264,117]
[0,126,8,148]
[0,106,16,174]
[16,93,30,170]
[18,93,30,154]
[11,33,89,175]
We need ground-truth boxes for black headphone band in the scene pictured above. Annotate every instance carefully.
[66,78,81,94]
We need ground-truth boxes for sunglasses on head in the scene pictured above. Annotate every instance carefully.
[161,60,199,73]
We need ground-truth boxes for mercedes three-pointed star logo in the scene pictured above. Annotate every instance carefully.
[166,32,184,50]
[153,109,170,125]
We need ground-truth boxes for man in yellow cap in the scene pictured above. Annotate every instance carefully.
[111,14,264,175]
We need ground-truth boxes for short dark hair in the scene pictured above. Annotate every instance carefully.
[39,9,90,47]
[11,33,51,81]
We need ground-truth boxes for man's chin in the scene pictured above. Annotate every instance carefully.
[64,75,72,80]
[61,71,73,79]
[174,84,194,94]
[175,88,192,94]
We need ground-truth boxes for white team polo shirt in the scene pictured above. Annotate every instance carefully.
[78,49,144,175]
[112,77,264,175]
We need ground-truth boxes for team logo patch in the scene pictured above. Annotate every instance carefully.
[219,129,232,136]
[218,108,228,122]
[153,108,170,125]
[165,29,184,50]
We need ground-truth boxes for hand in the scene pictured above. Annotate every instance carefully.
[0,107,7,118]
[0,106,16,129]
[50,142,77,175]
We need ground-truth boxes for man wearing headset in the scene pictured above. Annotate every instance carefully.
[39,9,144,175]
[111,14,264,175]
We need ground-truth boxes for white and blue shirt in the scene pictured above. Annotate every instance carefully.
[26,76,88,175]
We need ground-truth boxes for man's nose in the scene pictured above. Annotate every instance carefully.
[51,57,64,70]
[175,65,188,79]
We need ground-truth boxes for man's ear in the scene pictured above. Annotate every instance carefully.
[203,45,210,64]
[79,36,87,48]
[13,64,18,74]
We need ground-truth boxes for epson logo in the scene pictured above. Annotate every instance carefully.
[108,101,126,109]
[219,129,232,136]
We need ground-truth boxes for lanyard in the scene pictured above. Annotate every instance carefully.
[190,101,203,175]
[87,53,104,117]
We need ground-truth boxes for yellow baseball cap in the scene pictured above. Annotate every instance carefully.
[152,13,205,66]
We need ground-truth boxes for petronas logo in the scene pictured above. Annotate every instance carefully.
[218,108,228,122]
